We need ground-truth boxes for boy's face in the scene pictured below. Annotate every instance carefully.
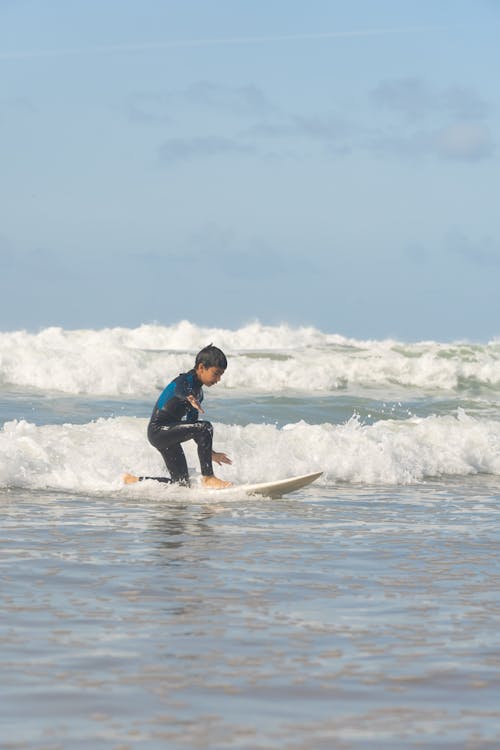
[196,364,225,387]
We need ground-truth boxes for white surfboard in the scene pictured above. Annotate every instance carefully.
[237,471,323,498]
[124,471,323,498]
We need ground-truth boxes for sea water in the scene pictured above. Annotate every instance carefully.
[1,322,499,749]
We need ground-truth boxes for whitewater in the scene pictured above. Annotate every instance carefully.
[2,321,500,749]
[2,321,500,492]
[2,320,500,395]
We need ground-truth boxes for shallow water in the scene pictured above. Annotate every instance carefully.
[2,478,499,749]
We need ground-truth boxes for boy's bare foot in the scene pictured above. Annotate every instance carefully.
[201,475,233,490]
[123,473,139,484]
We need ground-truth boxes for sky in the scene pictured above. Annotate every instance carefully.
[0,0,499,341]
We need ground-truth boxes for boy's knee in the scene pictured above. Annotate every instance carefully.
[195,421,213,440]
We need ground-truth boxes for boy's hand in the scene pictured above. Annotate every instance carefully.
[212,451,232,466]
[186,394,204,413]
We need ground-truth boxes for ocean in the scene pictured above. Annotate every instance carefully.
[1,321,499,749]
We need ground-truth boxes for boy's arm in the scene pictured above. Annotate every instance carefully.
[186,394,204,422]
[173,373,203,421]
[186,394,204,412]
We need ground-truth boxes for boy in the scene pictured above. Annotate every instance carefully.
[124,344,232,489]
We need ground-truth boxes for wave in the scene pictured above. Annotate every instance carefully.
[1,322,500,397]
[2,411,500,493]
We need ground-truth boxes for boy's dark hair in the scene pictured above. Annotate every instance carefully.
[195,344,227,370]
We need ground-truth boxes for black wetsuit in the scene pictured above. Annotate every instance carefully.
[143,369,214,485]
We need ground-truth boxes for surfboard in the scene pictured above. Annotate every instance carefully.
[124,470,323,497]
[236,471,323,498]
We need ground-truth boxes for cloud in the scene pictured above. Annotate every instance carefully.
[371,77,489,122]
[128,81,276,128]
[291,113,353,142]
[367,78,494,162]
[133,75,493,166]
[128,94,173,125]
[245,78,494,163]
[371,77,436,121]
[368,121,494,162]
[127,82,275,163]
[433,122,494,161]
[158,135,255,164]
[242,110,358,157]
[443,86,489,120]
[447,231,500,267]
[184,81,276,118]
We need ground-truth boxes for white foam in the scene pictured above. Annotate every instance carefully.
[1,322,499,396]
[2,410,500,493]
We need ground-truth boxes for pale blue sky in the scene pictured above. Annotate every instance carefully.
[1,0,498,340]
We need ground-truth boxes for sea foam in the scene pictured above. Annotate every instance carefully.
[2,410,499,493]
[1,322,499,396]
